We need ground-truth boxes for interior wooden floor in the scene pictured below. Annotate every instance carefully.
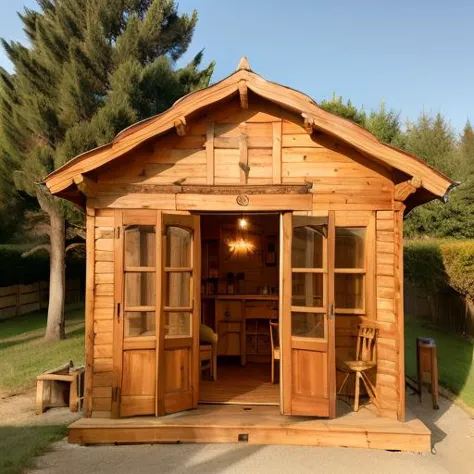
[69,403,431,452]
[199,363,279,406]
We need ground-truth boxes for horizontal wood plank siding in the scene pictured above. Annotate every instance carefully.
[375,210,399,419]
[91,209,114,417]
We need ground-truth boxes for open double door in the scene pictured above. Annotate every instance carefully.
[111,210,200,417]
[111,210,336,419]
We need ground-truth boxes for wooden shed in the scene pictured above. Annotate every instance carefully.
[44,58,454,451]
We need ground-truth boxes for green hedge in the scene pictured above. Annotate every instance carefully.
[0,245,85,287]
[404,239,474,299]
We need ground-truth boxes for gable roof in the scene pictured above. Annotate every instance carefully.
[44,57,455,203]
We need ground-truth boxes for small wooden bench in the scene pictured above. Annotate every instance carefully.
[36,361,85,415]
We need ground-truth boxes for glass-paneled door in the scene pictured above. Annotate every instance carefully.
[157,213,200,415]
[281,212,336,417]
[111,210,200,418]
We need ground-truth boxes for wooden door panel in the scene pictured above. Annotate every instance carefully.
[112,210,159,418]
[164,348,191,393]
[291,350,327,398]
[120,349,156,417]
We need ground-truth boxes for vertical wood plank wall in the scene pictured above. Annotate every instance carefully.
[85,97,404,420]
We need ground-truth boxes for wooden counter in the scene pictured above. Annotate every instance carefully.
[204,295,278,365]
[202,294,278,301]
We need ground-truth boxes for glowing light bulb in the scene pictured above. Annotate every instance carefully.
[238,218,248,229]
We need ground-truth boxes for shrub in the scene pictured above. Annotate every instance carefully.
[404,239,474,300]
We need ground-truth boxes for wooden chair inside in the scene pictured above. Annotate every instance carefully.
[199,345,215,380]
[199,324,218,381]
[269,321,280,384]
[336,324,378,412]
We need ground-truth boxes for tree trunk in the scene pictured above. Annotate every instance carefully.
[44,206,66,340]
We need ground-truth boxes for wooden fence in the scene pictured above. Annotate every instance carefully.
[0,279,83,321]
[404,280,474,337]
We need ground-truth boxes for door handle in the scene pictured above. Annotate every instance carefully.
[116,302,121,322]
[328,303,335,320]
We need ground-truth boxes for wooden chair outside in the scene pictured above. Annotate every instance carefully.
[336,324,378,412]
[269,321,280,384]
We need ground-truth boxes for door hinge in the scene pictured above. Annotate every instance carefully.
[112,387,121,403]
[114,226,121,239]
[328,303,335,320]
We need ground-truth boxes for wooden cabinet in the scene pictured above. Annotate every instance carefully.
[212,297,278,365]
[215,300,243,360]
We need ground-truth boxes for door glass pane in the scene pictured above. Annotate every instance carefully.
[124,311,155,337]
[292,312,325,338]
[292,273,323,307]
[124,225,156,267]
[165,311,191,337]
[166,272,191,307]
[335,274,364,309]
[335,228,366,269]
[166,226,192,267]
[125,272,155,308]
[292,226,324,268]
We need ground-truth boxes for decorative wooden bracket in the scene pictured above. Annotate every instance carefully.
[174,117,187,136]
[239,80,248,109]
[73,174,97,197]
[394,176,422,201]
[237,56,251,71]
[302,113,315,134]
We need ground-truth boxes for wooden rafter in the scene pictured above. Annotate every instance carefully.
[394,177,422,201]
[173,117,187,136]
[239,80,248,109]
[73,174,97,197]
[303,114,315,134]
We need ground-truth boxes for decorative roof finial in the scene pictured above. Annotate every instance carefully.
[237,56,251,71]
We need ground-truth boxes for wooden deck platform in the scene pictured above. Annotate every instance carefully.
[199,363,280,405]
[69,404,431,452]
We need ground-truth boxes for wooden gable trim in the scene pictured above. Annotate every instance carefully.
[88,191,313,211]
[44,58,454,201]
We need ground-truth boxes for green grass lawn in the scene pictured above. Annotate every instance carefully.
[0,425,67,474]
[0,304,85,393]
[0,305,85,474]
[405,316,474,408]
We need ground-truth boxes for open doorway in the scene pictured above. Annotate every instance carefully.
[199,213,280,407]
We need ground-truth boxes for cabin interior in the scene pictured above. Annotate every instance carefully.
[192,211,364,411]
[199,213,281,407]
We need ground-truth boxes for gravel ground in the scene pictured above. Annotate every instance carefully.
[26,391,474,474]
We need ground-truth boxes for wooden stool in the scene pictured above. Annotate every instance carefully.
[36,362,85,415]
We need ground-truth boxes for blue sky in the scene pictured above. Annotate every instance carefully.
[1,0,472,132]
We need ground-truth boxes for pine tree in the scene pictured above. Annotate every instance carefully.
[365,101,404,147]
[0,0,214,340]
[402,113,474,238]
[459,120,474,178]
[319,93,367,126]
[404,113,458,178]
